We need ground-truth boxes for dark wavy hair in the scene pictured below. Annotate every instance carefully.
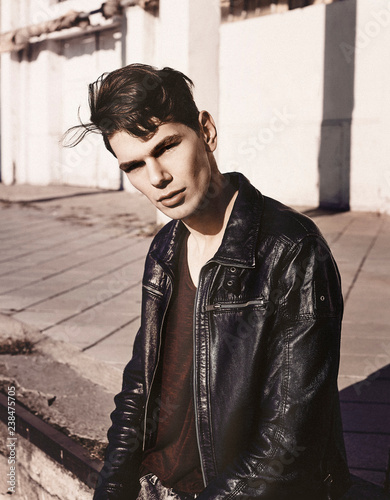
[63,64,200,156]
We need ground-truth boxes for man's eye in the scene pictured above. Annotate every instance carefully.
[123,162,144,173]
[161,142,180,154]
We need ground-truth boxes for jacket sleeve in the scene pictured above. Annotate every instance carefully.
[93,326,146,500]
[197,235,346,499]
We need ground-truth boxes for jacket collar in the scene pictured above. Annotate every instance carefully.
[149,172,264,273]
[213,172,263,267]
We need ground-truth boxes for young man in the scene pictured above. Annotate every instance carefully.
[69,64,350,499]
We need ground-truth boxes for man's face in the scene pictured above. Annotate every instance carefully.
[109,120,216,221]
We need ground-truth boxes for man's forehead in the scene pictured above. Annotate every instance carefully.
[113,122,186,146]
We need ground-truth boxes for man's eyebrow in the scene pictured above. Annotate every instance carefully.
[150,134,182,157]
[119,159,143,171]
[119,134,182,172]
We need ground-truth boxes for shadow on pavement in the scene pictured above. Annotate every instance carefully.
[340,364,390,499]
[302,206,349,218]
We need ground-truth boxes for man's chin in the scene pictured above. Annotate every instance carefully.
[157,207,186,222]
[158,204,196,222]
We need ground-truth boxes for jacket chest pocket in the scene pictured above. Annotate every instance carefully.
[205,296,269,362]
[205,296,267,312]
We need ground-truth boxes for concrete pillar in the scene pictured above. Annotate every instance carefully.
[19,40,61,186]
[121,5,157,192]
[318,0,356,210]
[0,52,16,185]
[0,0,19,184]
[158,0,220,122]
[123,5,156,67]
[155,0,220,224]
[0,0,61,186]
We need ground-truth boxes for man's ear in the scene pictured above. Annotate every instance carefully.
[198,110,217,152]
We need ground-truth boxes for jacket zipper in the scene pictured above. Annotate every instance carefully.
[193,263,222,487]
[194,290,266,485]
[205,297,266,312]
[142,282,172,450]
[193,277,208,487]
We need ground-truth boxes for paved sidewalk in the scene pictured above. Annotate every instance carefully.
[0,185,156,371]
[0,184,389,491]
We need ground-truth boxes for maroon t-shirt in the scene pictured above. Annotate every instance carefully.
[140,237,204,494]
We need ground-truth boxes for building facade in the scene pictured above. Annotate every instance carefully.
[1,0,390,213]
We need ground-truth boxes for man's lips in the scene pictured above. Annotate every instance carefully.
[158,188,186,207]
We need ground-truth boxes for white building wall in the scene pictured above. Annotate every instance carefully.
[24,41,60,185]
[0,0,123,189]
[219,6,325,207]
[350,0,390,213]
[219,0,390,213]
[1,0,24,185]
[59,30,122,189]
[1,0,390,213]
[0,51,19,185]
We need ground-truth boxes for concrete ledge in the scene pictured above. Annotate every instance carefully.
[0,314,123,497]
[0,314,121,442]
[0,394,100,490]
[0,313,122,391]
[0,420,95,499]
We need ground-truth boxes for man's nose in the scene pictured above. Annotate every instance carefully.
[146,158,171,188]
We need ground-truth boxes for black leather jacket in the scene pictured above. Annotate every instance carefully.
[94,173,350,500]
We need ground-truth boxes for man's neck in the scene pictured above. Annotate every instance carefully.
[183,172,238,286]
[183,172,236,237]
